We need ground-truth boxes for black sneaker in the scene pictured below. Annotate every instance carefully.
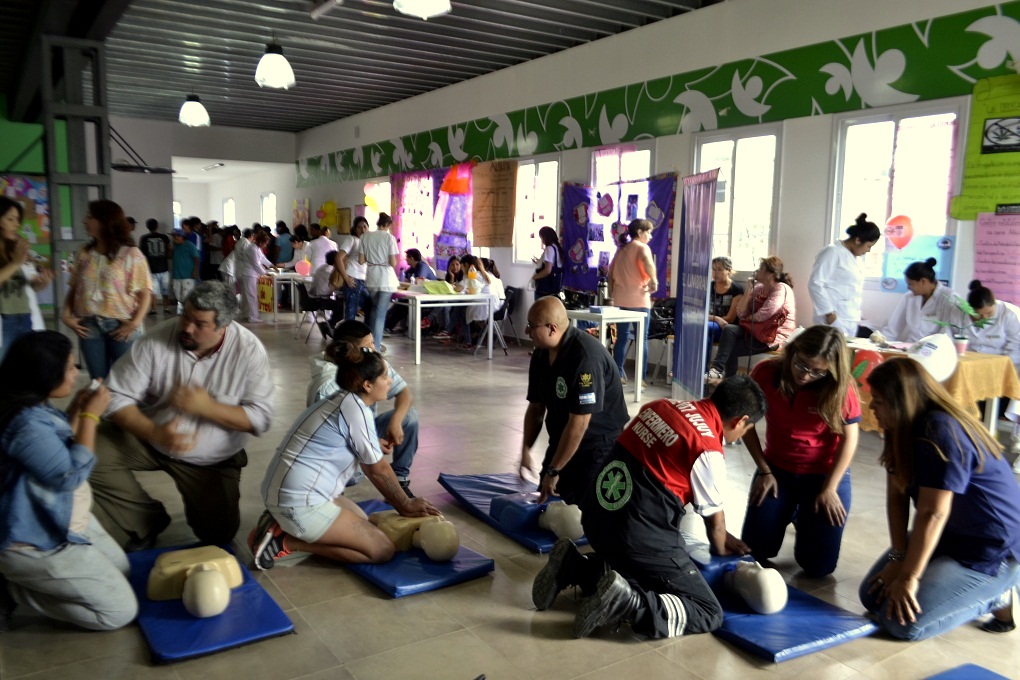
[532,536,582,610]
[398,479,416,499]
[574,570,643,638]
[248,511,291,570]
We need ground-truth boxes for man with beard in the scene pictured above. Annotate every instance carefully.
[90,281,275,549]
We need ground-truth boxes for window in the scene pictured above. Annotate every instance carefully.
[222,198,235,226]
[591,144,652,187]
[832,102,962,278]
[695,128,779,271]
[172,201,182,229]
[260,192,277,226]
[363,180,391,230]
[513,156,560,263]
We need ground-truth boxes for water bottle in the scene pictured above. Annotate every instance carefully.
[410,275,417,286]
[597,276,609,305]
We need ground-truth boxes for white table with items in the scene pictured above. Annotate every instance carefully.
[565,307,646,403]
[391,290,495,364]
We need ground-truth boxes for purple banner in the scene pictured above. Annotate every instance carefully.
[675,169,718,398]
[561,176,677,294]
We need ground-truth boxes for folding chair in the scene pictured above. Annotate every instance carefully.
[473,287,521,356]
[294,283,330,343]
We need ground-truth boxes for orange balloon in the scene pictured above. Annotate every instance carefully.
[884,215,913,250]
[851,348,884,394]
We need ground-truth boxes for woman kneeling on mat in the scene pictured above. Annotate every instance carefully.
[251,342,439,570]
[0,331,137,631]
[860,358,1020,640]
[740,325,860,577]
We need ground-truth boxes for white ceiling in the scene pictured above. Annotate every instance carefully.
[170,157,292,183]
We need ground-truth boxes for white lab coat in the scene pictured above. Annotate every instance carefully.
[963,300,1020,374]
[880,283,957,343]
[808,241,864,336]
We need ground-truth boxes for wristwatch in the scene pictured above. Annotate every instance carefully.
[541,466,561,478]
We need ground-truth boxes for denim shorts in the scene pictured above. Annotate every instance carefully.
[267,501,341,543]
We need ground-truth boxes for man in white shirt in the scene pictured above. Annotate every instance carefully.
[90,281,275,550]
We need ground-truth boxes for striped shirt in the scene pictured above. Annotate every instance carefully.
[261,391,384,508]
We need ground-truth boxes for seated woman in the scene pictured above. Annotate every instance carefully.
[860,358,1020,641]
[453,255,503,348]
[432,255,464,340]
[707,256,743,367]
[879,258,957,343]
[251,342,439,570]
[706,256,796,382]
[0,331,137,631]
[741,325,860,577]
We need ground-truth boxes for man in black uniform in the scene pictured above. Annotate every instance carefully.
[139,218,171,314]
[519,296,630,505]
[532,376,766,639]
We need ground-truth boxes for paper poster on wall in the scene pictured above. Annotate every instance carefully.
[471,160,516,247]
[951,75,1020,219]
[1,175,53,308]
[975,212,1020,305]
[292,199,310,227]
[880,235,955,294]
[337,207,351,235]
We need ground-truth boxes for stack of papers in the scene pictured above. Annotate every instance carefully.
[422,280,456,295]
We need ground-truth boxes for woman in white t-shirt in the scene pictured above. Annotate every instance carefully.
[338,217,369,322]
[358,213,399,351]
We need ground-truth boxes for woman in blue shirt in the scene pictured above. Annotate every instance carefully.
[861,358,1020,640]
[0,331,137,631]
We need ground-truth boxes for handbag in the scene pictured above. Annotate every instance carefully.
[739,286,787,345]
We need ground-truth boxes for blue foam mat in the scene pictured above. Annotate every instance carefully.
[926,664,1009,679]
[348,499,495,597]
[437,472,588,553]
[127,545,294,664]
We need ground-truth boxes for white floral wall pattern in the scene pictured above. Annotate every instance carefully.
[298,2,1020,187]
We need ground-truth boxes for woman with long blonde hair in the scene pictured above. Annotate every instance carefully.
[860,358,1020,640]
[740,325,860,577]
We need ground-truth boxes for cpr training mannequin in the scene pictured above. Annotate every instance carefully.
[538,501,584,541]
[722,561,788,615]
[370,511,460,561]
[147,546,243,618]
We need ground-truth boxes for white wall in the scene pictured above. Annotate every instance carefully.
[203,164,298,228]
[171,181,209,223]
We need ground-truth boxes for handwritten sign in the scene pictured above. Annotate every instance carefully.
[258,276,274,313]
[975,212,1020,306]
[471,160,517,247]
[880,235,955,294]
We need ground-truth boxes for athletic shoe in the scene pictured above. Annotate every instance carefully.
[460,342,474,349]
[249,511,291,571]
[434,330,452,340]
[1013,455,1020,475]
[421,318,432,330]
[398,479,416,499]
[574,570,644,638]
[533,537,582,610]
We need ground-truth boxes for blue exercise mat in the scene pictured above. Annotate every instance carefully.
[127,546,294,664]
[437,472,587,553]
[927,664,1009,680]
[348,499,495,597]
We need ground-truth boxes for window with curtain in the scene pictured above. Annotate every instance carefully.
[832,104,961,278]
[260,192,277,226]
[513,155,560,264]
[695,127,779,272]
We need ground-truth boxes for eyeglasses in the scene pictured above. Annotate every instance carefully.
[792,357,828,379]
[525,322,551,332]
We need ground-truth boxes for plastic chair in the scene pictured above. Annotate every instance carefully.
[473,286,521,356]
[294,283,330,343]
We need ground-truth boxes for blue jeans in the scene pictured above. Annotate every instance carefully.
[613,307,651,381]
[343,279,370,322]
[860,551,1020,641]
[79,316,141,380]
[367,291,393,350]
[1,313,34,363]
[740,468,851,577]
[374,407,418,480]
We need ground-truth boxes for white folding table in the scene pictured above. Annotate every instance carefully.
[565,308,647,403]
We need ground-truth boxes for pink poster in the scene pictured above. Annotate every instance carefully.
[975,213,1020,306]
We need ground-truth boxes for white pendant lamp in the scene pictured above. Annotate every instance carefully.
[393,0,451,20]
[178,94,210,127]
[255,43,296,90]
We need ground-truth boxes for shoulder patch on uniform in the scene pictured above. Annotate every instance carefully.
[578,392,596,405]
[595,459,633,511]
[578,372,593,388]
[556,376,568,399]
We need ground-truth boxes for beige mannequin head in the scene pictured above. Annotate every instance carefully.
[723,561,787,615]
[411,517,460,561]
[538,501,584,541]
[182,563,231,618]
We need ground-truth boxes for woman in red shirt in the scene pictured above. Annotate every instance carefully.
[740,325,861,577]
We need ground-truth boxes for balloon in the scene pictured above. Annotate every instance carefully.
[295,260,311,276]
[365,196,379,211]
[907,333,957,383]
[885,215,914,250]
[316,209,326,219]
[850,348,884,394]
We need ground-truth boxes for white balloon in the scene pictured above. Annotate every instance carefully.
[182,564,231,618]
[723,561,787,615]
[538,501,584,541]
[907,333,957,383]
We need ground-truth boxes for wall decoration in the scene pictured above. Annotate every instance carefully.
[880,234,956,293]
[317,200,338,228]
[297,3,1020,188]
[471,160,517,247]
[292,198,310,227]
[337,207,351,235]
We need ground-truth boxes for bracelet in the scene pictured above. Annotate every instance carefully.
[80,412,101,424]
[887,549,906,562]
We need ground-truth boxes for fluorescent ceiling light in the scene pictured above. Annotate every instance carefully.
[255,43,296,89]
[310,0,343,20]
[178,94,210,127]
[393,0,451,20]
[202,162,225,171]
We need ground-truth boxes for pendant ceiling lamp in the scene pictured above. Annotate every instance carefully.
[393,0,451,20]
[178,94,210,127]
[255,42,296,90]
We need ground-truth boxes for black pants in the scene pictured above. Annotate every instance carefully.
[544,435,616,505]
[711,324,771,377]
[581,526,723,638]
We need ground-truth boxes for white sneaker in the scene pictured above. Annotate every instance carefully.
[1012,456,1020,475]
[1010,435,1020,456]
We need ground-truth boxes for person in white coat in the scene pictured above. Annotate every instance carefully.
[808,213,880,337]
[237,231,273,323]
[879,258,958,343]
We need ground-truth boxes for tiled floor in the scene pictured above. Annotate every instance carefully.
[2,315,1018,679]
